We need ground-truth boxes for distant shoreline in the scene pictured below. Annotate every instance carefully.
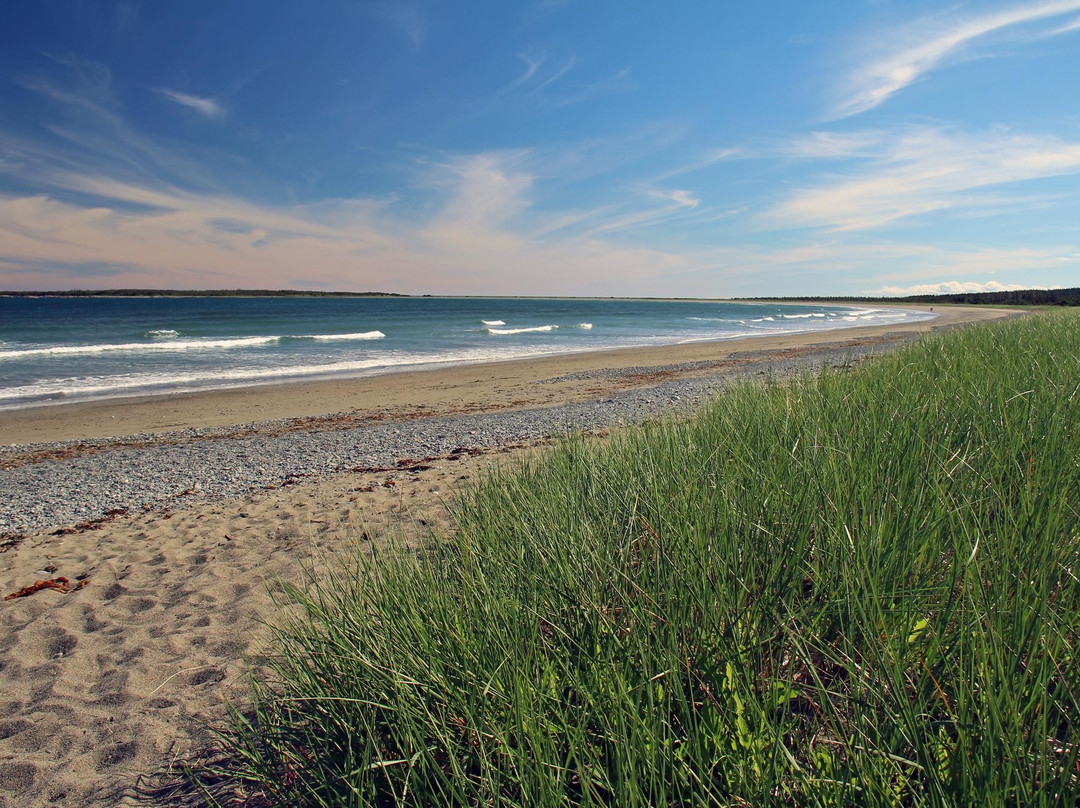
[1,286,1076,305]
[0,289,409,299]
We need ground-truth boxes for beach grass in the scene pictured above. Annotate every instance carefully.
[197,310,1079,806]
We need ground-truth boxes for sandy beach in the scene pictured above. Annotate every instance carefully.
[0,305,1015,806]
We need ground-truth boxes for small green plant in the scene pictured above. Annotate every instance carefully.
[197,310,1080,806]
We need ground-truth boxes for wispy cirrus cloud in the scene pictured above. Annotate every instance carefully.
[3,144,1072,296]
[768,127,1080,231]
[546,66,634,109]
[574,187,700,238]
[0,55,716,294]
[529,56,578,95]
[156,88,225,119]
[369,3,426,49]
[0,102,712,295]
[1048,13,1080,32]
[778,130,889,160]
[14,56,234,194]
[4,51,1073,297]
[650,148,741,181]
[16,53,115,111]
[499,52,545,95]
[499,51,633,110]
[834,0,1080,118]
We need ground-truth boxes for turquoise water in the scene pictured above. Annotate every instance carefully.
[0,296,932,409]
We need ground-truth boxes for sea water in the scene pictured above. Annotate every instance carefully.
[0,296,933,410]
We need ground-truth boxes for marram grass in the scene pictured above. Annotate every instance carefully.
[197,311,1079,807]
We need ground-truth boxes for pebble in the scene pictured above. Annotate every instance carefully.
[0,343,894,536]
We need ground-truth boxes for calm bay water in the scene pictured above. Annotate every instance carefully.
[0,296,933,410]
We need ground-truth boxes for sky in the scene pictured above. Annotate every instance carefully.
[0,1,1078,297]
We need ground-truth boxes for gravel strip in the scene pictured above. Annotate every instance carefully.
[538,359,723,384]
[0,342,896,537]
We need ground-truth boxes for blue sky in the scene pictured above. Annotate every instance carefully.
[1,1,1078,297]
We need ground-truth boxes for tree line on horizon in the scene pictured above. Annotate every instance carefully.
[1,287,1076,305]
[753,287,1080,306]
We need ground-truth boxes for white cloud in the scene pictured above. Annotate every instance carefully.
[543,186,703,239]
[870,280,1058,296]
[156,89,225,119]
[522,56,577,96]
[769,127,1080,231]
[423,151,535,234]
[835,0,1080,118]
[651,148,741,181]
[3,155,1073,296]
[650,189,699,209]
[0,142,717,296]
[499,52,544,95]
[506,55,634,109]
[16,60,231,190]
[1048,13,1080,32]
[5,58,1076,297]
[0,69,720,295]
[546,66,634,109]
[780,131,888,159]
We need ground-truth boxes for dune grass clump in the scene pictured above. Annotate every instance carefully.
[203,311,1079,806]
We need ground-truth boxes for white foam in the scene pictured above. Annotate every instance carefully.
[0,304,936,409]
[145,329,180,338]
[0,335,280,360]
[306,331,385,341]
[577,323,593,329]
[482,319,506,326]
[0,345,566,407]
[676,333,744,344]
[0,360,391,401]
[486,324,558,335]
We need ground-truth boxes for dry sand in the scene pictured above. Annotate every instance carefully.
[0,305,1015,805]
[0,447,520,806]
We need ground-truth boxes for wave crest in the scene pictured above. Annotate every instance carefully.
[0,336,280,360]
[486,324,558,335]
[306,331,385,341]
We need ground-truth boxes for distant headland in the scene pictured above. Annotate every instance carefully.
[0,289,409,298]
[0,287,1076,305]
[748,287,1080,307]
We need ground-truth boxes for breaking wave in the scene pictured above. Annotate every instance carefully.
[486,325,558,335]
[0,336,280,360]
[305,331,385,341]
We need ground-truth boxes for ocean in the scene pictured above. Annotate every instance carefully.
[0,296,933,410]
